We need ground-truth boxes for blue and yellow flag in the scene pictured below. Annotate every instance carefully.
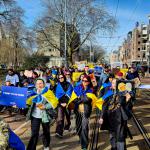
[68,85,103,109]
[9,129,25,150]
[100,82,111,91]
[97,89,114,110]
[68,84,114,111]
[26,87,58,109]
[55,83,73,99]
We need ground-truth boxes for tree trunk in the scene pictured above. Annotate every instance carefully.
[67,47,73,66]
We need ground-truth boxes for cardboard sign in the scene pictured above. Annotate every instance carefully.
[24,70,33,78]
[72,72,83,82]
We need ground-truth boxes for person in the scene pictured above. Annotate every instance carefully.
[84,66,89,75]
[71,75,94,150]
[0,80,14,114]
[126,67,141,88]
[116,71,124,80]
[65,71,73,84]
[29,71,39,84]
[5,69,19,86]
[19,71,27,87]
[99,78,134,150]
[26,78,58,150]
[55,74,73,138]
[49,70,58,92]
[0,117,9,149]
[126,67,139,80]
[99,66,110,87]
[0,117,25,150]
[74,73,85,87]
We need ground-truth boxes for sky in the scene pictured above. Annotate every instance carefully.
[16,0,150,53]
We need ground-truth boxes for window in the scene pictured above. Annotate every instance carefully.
[138,48,140,51]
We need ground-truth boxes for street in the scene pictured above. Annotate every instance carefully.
[0,78,150,150]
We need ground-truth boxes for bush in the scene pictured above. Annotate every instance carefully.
[22,54,49,69]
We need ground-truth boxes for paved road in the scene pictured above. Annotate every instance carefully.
[0,78,150,150]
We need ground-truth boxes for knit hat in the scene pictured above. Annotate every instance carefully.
[52,70,57,75]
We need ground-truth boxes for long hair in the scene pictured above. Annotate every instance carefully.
[82,74,93,88]
[58,73,67,82]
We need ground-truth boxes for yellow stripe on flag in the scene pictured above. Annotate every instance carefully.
[72,72,83,82]
[43,90,58,109]
[26,95,36,106]
[67,91,78,107]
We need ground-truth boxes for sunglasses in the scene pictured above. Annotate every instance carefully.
[66,74,70,75]
[82,80,89,83]
[59,77,64,79]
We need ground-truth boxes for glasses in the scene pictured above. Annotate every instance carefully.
[66,73,70,75]
[59,77,64,79]
[82,80,89,83]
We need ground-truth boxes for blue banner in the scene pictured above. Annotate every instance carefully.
[0,86,28,108]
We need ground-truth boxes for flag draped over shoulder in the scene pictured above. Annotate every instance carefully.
[26,87,58,109]
[68,84,114,110]
[55,83,73,99]
[96,90,114,110]
[68,85,104,110]
[67,85,93,107]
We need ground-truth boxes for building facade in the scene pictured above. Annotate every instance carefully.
[37,23,80,66]
[112,15,150,70]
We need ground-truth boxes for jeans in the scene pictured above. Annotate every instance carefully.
[27,117,50,150]
[110,131,127,150]
[76,112,89,149]
[56,106,71,135]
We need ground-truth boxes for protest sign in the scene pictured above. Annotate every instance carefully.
[72,72,83,82]
[0,86,28,108]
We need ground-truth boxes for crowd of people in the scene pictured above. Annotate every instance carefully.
[0,64,140,150]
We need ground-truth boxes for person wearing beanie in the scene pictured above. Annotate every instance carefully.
[26,78,58,150]
[49,70,58,92]
[116,71,124,80]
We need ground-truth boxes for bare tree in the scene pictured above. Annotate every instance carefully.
[79,44,105,63]
[35,0,117,65]
[0,1,34,68]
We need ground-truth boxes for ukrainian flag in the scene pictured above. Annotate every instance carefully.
[67,85,104,110]
[96,90,114,110]
[26,87,58,109]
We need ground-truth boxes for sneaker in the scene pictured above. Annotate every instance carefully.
[44,147,49,150]
[55,133,63,138]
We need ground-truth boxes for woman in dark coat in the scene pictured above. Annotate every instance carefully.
[99,78,134,150]
[72,75,94,150]
[55,74,73,137]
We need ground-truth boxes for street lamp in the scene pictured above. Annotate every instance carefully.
[89,40,94,62]
[64,0,67,67]
[90,41,92,62]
